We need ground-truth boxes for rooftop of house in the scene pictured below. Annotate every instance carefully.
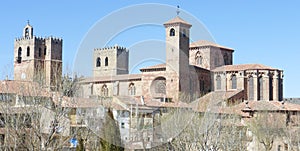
[0,80,50,97]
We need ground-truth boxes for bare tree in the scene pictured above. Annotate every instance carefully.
[248,112,285,151]
[0,71,82,150]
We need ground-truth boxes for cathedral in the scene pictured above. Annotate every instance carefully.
[79,15,283,104]
[4,14,292,151]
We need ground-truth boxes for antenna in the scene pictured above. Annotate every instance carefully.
[176,5,180,16]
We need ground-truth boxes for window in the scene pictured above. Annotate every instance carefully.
[101,84,108,97]
[279,78,283,101]
[278,145,281,151]
[90,83,93,95]
[200,80,205,93]
[155,78,166,94]
[25,28,29,38]
[96,57,101,67]
[27,47,30,57]
[17,47,22,63]
[44,47,47,55]
[38,48,41,57]
[258,76,263,100]
[151,77,166,96]
[170,28,175,36]
[105,57,108,66]
[216,75,221,90]
[195,51,202,65]
[231,75,237,89]
[269,75,273,100]
[121,122,125,128]
[214,54,219,66]
[248,76,254,100]
[182,29,186,37]
[128,83,136,95]
[224,53,229,65]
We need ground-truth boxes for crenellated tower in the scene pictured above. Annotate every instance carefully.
[14,22,62,90]
[93,45,129,77]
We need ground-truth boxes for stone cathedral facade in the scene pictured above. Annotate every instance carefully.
[80,16,283,103]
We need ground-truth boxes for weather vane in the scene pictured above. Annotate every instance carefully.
[27,20,30,25]
[176,5,180,16]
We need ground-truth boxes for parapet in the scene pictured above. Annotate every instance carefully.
[94,45,127,52]
[45,36,63,43]
[15,36,62,43]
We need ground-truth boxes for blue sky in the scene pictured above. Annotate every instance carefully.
[0,1,299,97]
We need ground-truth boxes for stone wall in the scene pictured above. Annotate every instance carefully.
[93,46,129,77]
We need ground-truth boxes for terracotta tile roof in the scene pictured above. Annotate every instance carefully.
[55,96,126,110]
[191,90,243,113]
[190,40,234,51]
[139,63,166,71]
[0,106,39,114]
[163,16,192,27]
[145,100,191,108]
[213,64,278,72]
[226,101,300,115]
[80,74,142,83]
[0,80,50,97]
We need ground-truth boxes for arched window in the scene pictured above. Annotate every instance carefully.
[151,77,166,96]
[169,28,175,36]
[258,76,263,100]
[214,53,219,66]
[216,75,221,90]
[269,75,273,101]
[182,29,186,37]
[17,47,22,63]
[248,76,254,100]
[231,75,237,89]
[128,83,136,95]
[101,84,108,97]
[27,47,30,57]
[96,57,101,67]
[155,78,166,94]
[38,48,41,57]
[25,28,29,38]
[224,53,229,65]
[105,57,108,66]
[44,47,47,55]
[195,52,202,65]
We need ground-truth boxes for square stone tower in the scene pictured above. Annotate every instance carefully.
[93,45,129,77]
[14,22,62,91]
[164,16,192,100]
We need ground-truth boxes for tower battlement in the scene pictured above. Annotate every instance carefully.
[94,45,127,52]
[15,36,62,43]
[45,36,63,43]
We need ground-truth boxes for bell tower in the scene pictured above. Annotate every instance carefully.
[164,15,192,101]
[23,21,33,39]
[14,21,62,91]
